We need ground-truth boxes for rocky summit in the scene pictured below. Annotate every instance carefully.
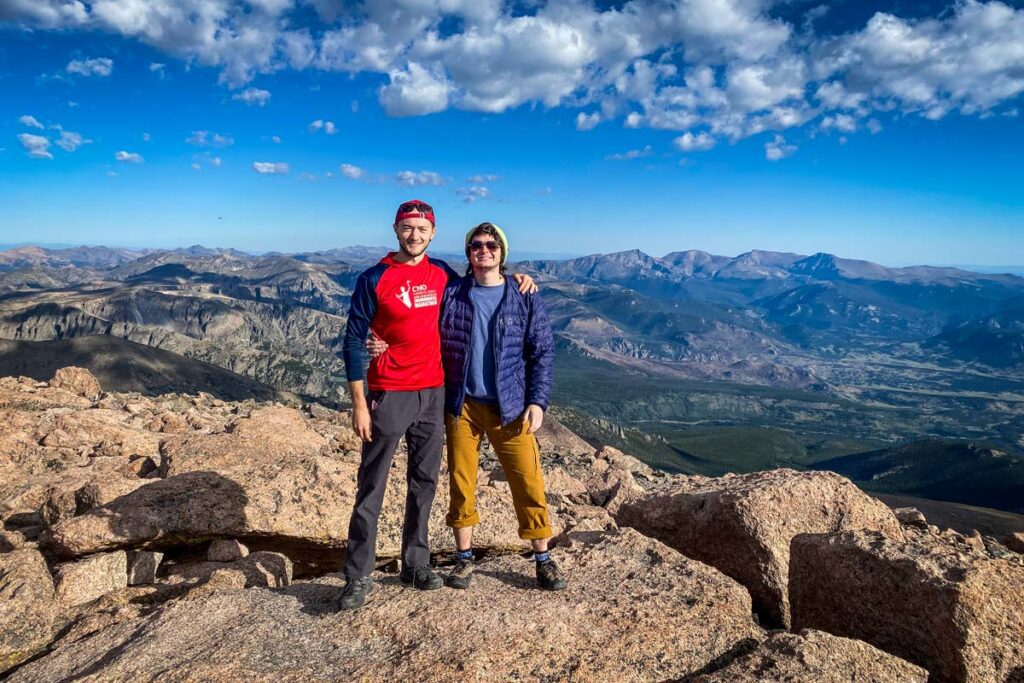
[1,368,1023,681]
[615,468,905,627]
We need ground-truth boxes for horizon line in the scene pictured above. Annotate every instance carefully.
[2,242,1023,276]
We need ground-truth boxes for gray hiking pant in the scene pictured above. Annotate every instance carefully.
[343,386,444,579]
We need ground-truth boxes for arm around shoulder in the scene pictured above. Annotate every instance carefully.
[342,271,378,383]
[523,291,555,410]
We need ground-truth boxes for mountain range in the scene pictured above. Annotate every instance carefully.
[1,242,1022,512]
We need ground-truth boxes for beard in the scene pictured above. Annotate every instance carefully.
[399,239,430,258]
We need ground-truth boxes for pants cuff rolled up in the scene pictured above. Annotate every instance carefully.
[447,511,481,529]
[518,525,552,540]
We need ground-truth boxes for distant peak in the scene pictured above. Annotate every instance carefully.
[662,249,712,259]
[793,253,840,269]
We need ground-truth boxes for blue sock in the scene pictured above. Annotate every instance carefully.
[535,551,550,563]
[456,548,473,561]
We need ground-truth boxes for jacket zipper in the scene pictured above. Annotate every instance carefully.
[457,285,475,420]
[494,283,514,425]
[495,311,505,422]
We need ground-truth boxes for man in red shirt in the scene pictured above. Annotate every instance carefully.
[339,200,534,610]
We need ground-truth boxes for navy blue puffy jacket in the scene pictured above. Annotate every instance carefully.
[440,276,555,426]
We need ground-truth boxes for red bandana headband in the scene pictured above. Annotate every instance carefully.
[395,200,435,226]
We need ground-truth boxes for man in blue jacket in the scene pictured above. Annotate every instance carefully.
[439,222,565,591]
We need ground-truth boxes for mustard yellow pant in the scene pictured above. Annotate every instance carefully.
[445,399,552,540]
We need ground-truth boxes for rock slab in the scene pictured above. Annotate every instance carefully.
[127,550,164,586]
[165,551,293,589]
[9,529,762,682]
[0,549,58,675]
[894,507,928,529]
[790,530,1024,683]
[208,538,249,562]
[687,629,928,682]
[49,367,102,400]
[55,550,128,607]
[46,417,552,561]
[1005,532,1024,554]
[616,469,903,627]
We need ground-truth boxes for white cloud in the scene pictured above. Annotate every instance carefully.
[673,131,716,152]
[606,144,654,161]
[308,119,337,134]
[379,63,452,117]
[456,186,489,203]
[815,82,866,110]
[186,130,234,147]
[664,0,792,63]
[88,2,285,87]
[247,0,293,16]
[115,150,144,163]
[17,133,53,159]
[867,119,883,134]
[233,87,271,106]
[192,153,223,169]
[142,132,152,141]
[5,0,1023,156]
[821,114,858,133]
[66,57,113,77]
[149,62,165,73]
[0,0,88,28]
[340,163,364,179]
[575,112,601,131]
[765,134,796,161]
[281,28,315,69]
[192,162,202,170]
[726,60,807,113]
[396,170,445,187]
[18,115,44,129]
[429,13,596,114]
[56,130,91,151]
[819,2,1024,119]
[467,174,499,183]
[253,161,289,174]
[622,65,724,132]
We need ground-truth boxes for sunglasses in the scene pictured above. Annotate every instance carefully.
[399,202,433,213]
[470,240,501,252]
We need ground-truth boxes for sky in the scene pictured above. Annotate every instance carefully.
[1,0,1022,266]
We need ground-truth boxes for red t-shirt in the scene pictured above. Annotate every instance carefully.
[343,253,456,392]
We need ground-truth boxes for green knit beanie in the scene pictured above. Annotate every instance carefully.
[464,222,509,265]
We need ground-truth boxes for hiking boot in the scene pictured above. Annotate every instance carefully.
[445,558,474,589]
[339,576,374,611]
[536,558,567,591]
[399,565,444,590]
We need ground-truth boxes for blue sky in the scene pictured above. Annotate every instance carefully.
[1,0,1022,266]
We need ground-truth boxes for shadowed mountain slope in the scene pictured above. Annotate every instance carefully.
[813,439,1024,514]
[0,336,286,402]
